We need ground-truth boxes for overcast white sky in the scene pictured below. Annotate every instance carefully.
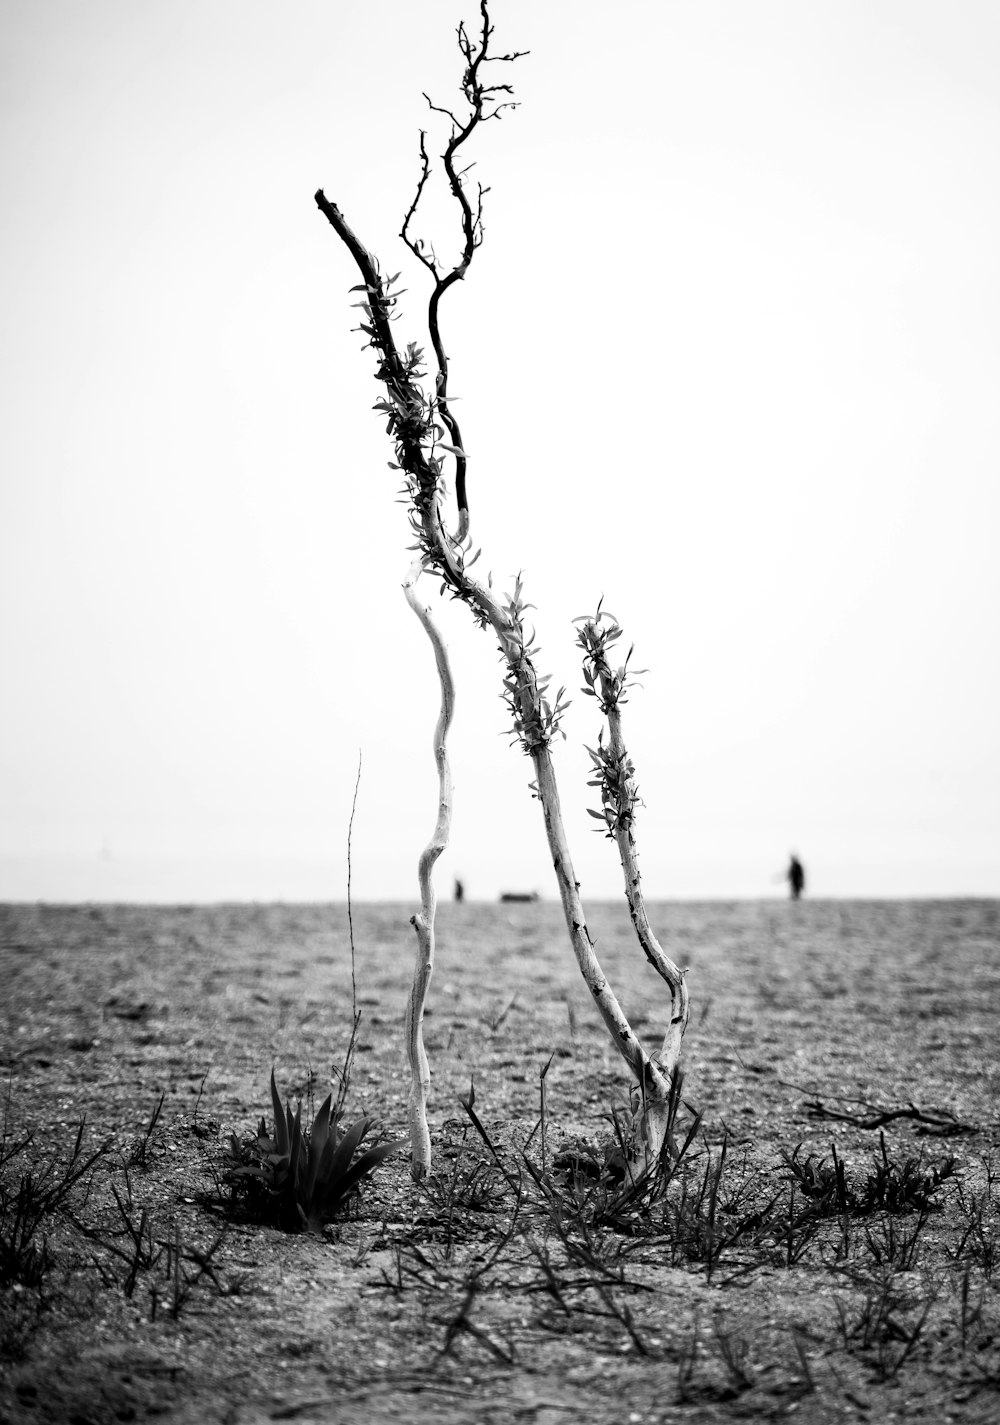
[2,0,998,902]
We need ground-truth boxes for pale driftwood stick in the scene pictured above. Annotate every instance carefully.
[402,556,456,1180]
[578,614,690,1164]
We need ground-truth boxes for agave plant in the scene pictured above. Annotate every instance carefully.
[229,1071,404,1233]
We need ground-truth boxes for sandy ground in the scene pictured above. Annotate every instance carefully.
[2,897,999,1423]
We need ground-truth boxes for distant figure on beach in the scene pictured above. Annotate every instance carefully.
[787,854,805,900]
[454,878,465,903]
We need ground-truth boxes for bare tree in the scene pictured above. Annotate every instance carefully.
[315,0,688,1177]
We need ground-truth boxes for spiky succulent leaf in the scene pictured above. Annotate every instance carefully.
[325,1117,371,1187]
[329,1134,405,1199]
[307,1131,340,1205]
[302,1135,406,1231]
[303,1095,334,1204]
[241,1080,404,1232]
[270,1072,289,1158]
[287,1104,305,1195]
[331,1138,406,1203]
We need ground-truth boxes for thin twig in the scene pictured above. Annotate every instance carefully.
[782,1087,979,1137]
[346,749,362,1020]
[398,0,527,530]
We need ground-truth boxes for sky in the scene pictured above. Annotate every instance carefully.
[2,0,999,902]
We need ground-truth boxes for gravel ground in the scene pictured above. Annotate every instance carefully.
[2,897,999,1423]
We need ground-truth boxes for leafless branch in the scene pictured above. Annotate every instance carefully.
[398,0,528,529]
[804,1099,978,1136]
[783,1087,980,1137]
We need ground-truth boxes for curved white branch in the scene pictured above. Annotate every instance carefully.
[402,554,455,1180]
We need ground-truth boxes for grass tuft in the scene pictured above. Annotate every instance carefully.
[225,1069,404,1233]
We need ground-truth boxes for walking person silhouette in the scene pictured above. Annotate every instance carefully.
[787,854,805,900]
